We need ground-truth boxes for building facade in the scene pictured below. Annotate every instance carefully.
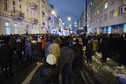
[78,0,126,34]
[0,0,61,35]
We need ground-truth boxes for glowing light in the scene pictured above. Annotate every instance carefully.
[124,24,126,33]
[108,26,111,34]
[62,22,65,25]
[68,17,71,21]
[51,10,56,15]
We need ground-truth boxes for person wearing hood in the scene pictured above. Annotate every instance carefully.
[40,54,59,84]
[86,36,93,65]
[48,38,60,64]
[59,39,74,84]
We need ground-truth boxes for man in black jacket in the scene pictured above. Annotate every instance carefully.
[73,39,83,71]
[86,36,93,65]
[0,40,14,78]
[40,54,59,84]
[101,36,110,62]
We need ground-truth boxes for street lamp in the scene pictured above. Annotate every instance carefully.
[69,24,72,27]
[67,17,71,21]
[62,22,65,25]
[51,10,56,15]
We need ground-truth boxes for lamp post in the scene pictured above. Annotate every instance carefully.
[62,22,65,26]
[84,0,87,34]
[51,10,56,15]
[67,17,71,21]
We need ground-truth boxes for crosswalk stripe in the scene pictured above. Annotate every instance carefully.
[21,63,43,84]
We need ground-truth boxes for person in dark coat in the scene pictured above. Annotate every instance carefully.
[119,34,126,65]
[0,41,14,78]
[36,38,42,62]
[59,39,74,84]
[21,37,26,57]
[25,38,32,63]
[17,39,23,63]
[86,36,93,65]
[9,36,17,52]
[72,39,83,71]
[40,54,59,84]
[101,36,111,62]
[44,38,51,58]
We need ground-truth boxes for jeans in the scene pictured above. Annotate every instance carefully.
[62,65,72,84]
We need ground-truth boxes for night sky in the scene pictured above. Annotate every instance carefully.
[48,0,86,27]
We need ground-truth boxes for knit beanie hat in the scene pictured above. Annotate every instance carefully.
[46,54,56,65]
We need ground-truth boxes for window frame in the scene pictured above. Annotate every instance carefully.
[104,2,108,9]
[5,21,10,35]
[14,23,18,34]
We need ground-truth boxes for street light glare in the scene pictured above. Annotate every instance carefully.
[68,17,71,21]
[63,22,65,25]
[51,10,56,15]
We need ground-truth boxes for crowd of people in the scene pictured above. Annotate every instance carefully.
[0,33,126,84]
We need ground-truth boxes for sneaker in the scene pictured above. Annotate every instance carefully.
[89,64,92,66]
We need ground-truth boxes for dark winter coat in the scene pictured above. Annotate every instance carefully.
[0,44,13,63]
[73,44,83,60]
[10,37,16,50]
[86,39,93,57]
[17,42,22,52]
[36,43,42,57]
[25,42,32,56]
[60,46,74,67]
[40,63,59,84]
[44,41,51,57]
[101,38,110,57]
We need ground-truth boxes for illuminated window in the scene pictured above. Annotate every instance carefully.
[97,9,99,14]
[104,27,106,34]
[108,26,111,34]
[5,21,10,35]
[14,23,18,34]
[90,2,92,5]
[21,24,23,34]
[124,24,126,33]
[104,2,108,9]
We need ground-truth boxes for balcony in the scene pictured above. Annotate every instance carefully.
[11,11,25,21]
[30,2,37,10]
[31,18,38,25]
